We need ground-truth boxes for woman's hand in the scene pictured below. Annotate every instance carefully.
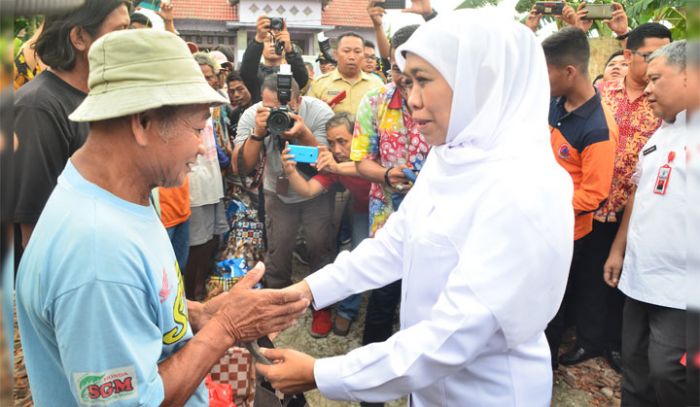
[256,348,317,394]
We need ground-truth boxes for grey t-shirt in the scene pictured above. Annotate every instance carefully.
[235,96,334,204]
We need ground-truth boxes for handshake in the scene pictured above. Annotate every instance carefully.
[202,262,319,394]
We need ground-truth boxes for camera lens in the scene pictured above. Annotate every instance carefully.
[274,40,284,56]
[267,110,291,135]
[270,17,283,31]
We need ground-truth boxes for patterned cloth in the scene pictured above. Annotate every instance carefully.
[13,48,42,90]
[209,347,256,407]
[594,79,662,223]
[350,82,429,236]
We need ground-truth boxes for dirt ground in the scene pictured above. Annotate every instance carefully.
[275,257,622,407]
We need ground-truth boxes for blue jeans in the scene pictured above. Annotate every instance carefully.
[336,212,369,321]
[167,219,190,271]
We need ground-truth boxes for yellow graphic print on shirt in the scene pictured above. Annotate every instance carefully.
[163,262,188,345]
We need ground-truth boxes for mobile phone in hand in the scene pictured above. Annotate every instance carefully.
[376,0,405,9]
[244,342,273,365]
[137,0,161,11]
[402,168,417,182]
[287,145,319,164]
[582,3,614,20]
[534,1,564,15]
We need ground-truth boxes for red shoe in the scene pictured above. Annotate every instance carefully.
[310,309,332,338]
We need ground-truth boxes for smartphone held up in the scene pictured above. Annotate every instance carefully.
[534,1,564,16]
[581,3,615,20]
[376,0,406,10]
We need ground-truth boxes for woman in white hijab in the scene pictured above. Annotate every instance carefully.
[257,7,574,406]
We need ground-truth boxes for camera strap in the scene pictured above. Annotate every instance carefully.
[238,138,266,190]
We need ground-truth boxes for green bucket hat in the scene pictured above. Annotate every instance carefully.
[69,29,227,122]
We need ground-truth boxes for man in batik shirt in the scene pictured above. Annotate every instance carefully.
[589,23,672,372]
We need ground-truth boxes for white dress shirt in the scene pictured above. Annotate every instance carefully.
[306,164,567,406]
[303,9,574,406]
[619,111,686,310]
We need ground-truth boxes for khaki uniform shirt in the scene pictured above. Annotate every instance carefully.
[308,69,384,115]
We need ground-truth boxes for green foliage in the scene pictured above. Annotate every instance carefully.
[456,0,686,39]
[13,16,42,41]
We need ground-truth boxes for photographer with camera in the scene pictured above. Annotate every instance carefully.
[235,71,335,310]
[240,15,309,104]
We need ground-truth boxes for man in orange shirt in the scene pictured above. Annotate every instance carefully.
[541,28,617,369]
[159,177,191,269]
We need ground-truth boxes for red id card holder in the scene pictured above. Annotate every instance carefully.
[653,164,672,195]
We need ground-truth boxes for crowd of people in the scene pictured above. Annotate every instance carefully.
[5,0,698,406]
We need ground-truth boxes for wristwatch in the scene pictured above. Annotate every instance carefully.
[423,8,438,22]
[250,134,266,142]
[615,28,632,40]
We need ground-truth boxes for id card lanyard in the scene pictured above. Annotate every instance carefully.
[653,151,675,195]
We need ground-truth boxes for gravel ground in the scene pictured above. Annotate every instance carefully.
[274,256,622,407]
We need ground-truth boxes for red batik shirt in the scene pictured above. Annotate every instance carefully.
[594,79,662,223]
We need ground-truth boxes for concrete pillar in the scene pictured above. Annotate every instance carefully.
[237,29,249,64]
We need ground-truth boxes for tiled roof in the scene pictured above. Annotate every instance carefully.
[171,0,372,28]
[171,0,238,21]
[322,0,373,28]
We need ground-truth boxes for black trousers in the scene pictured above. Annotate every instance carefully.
[621,297,686,407]
[687,310,700,406]
[545,234,603,365]
[586,219,626,352]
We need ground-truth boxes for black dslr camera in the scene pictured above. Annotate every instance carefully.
[267,65,295,138]
[269,17,286,55]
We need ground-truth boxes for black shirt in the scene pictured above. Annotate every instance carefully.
[239,40,309,104]
[12,71,88,224]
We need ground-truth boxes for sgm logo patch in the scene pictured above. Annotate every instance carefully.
[73,366,137,405]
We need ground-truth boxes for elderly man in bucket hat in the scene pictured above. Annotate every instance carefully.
[15,29,309,407]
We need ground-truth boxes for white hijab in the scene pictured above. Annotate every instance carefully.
[395,8,574,347]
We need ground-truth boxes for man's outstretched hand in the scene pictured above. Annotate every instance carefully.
[207,263,310,343]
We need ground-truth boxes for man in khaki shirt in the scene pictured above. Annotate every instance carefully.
[308,32,384,115]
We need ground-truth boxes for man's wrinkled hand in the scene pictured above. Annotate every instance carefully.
[210,263,310,343]
[256,348,317,394]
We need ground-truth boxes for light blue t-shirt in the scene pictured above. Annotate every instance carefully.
[16,160,207,406]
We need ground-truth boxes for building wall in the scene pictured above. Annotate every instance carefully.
[239,0,323,25]
[174,0,377,65]
[589,37,622,80]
